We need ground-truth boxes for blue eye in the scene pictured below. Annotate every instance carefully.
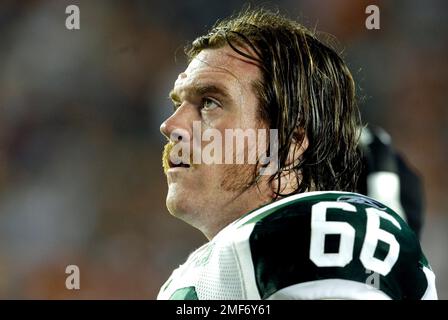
[201,98,221,111]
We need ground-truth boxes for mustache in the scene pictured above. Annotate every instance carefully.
[162,142,196,174]
[162,142,174,174]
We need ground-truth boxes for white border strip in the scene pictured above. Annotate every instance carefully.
[266,279,392,300]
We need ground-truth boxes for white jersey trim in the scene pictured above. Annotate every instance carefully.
[421,266,438,300]
[231,223,261,299]
[266,279,392,300]
[234,191,360,229]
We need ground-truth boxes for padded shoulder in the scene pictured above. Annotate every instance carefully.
[237,192,431,300]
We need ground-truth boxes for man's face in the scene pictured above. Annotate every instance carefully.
[160,46,272,235]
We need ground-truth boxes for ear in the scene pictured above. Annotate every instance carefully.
[286,132,309,168]
[270,132,309,196]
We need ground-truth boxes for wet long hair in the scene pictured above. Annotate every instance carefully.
[186,8,362,197]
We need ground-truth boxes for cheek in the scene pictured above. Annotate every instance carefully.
[196,164,242,191]
[220,163,257,192]
[199,164,225,184]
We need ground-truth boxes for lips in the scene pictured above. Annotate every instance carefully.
[169,159,191,169]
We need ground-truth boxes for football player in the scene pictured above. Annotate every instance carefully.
[358,126,425,238]
[158,9,437,300]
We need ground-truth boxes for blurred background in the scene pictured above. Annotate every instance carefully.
[0,0,446,299]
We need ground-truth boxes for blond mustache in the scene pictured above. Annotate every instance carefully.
[162,142,174,174]
[162,142,196,174]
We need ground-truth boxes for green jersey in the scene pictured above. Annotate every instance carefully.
[157,191,437,300]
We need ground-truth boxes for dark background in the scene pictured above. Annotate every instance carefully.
[0,0,446,299]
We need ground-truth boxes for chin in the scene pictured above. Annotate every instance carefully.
[166,184,214,234]
[166,185,194,218]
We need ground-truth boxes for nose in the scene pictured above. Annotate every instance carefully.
[160,104,194,143]
[160,120,184,142]
[159,118,173,140]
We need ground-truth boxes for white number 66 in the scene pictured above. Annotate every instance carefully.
[309,201,401,276]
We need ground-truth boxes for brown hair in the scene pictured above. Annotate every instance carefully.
[186,8,362,196]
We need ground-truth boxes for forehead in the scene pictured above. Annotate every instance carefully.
[174,46,261,96]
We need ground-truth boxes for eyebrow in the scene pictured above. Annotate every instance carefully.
[169,84,232,103]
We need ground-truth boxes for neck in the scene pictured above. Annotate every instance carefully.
[201,195,272,240]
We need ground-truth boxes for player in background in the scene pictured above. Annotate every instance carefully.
[358,126,424,238]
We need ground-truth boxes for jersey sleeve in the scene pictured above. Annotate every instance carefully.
[243,192,437,300]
